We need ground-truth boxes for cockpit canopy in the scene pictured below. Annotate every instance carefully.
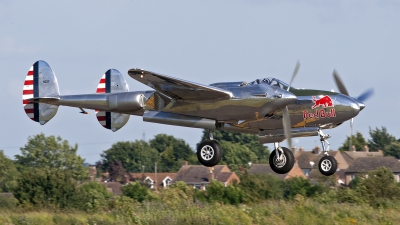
[246,77,291,89]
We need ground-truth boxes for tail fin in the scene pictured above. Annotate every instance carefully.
[95,69,130,132]
[22,60,60,125]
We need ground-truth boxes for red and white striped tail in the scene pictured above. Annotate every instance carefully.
[95,69,130,132]
[22,61,59,125]
[23,66,35,121]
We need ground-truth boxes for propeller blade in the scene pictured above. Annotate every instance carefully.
[333,70,349,96]
[356,88,374,102]
[282,106,292,148]
[287,61,300,91]
[349,118,354,151]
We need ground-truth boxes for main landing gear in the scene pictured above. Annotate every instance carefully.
[269,142,295,174]
[317,129,337,176]
[196,131,223,167]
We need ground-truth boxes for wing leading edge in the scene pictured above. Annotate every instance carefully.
[128,69,233,101]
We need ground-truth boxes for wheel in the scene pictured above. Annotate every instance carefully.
[197,140,223,167]
[269,147,295,174]
[318,155,337,176]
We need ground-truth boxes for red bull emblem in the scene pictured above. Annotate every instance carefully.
[311,95,334,109]
[302,95,336,119]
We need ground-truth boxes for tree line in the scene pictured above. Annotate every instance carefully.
[0,126,400,212]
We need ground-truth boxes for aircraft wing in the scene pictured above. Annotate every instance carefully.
[128,69,233,101]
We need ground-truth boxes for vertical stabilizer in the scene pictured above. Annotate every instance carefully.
[95,69,130,132]
[22,60,59,125]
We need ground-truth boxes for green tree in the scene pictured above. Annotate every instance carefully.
[199,130,269,163]
[238,173,284,202]
[108,160,126,182]
[122,181,149,202]
[383,142,400,159]
[219,141,257,171]
[101,140,159,173]
[368,127,396,152]
[201,180,244,205]
[0,150,18,192]
[149,134,197,171]
[339,131,367,151]
[15,133,87,180]
[12,168,77,208]
[74,182,112,212]
[355,167,400,207]
[284,177,315,200]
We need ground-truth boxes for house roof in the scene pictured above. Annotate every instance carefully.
[248,163,306,179]
[296,151,341,169]
[172,165,233,184]
[129,173,176,186]
[248,164,286,179]
[342,151,383,161]
[346,157,400,173]
[102,182,123,195]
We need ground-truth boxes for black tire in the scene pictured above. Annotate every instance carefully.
[318,155,337,176]
[197,140,223,167]
[269,147,295,174]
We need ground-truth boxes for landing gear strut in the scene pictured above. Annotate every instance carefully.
[317,129,337,176]
[269,142,295,174]
[196,130,223,167]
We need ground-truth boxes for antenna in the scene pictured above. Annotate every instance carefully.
[142,131,146,141]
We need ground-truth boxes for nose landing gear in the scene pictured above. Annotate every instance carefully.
[317,129,337,176]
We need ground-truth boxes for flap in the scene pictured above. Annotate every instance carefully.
[128,69,232,101]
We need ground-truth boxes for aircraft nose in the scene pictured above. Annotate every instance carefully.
[357,102,365,111]
[275,90,297,109]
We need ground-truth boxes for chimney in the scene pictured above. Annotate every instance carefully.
[364,145,369,152]
[209,167,214,181]
[182,161,188,167]
[313,146,321,154]
[240,166,245,173]
[352,145,356,152]
[299,146,305,152]
[123,175,130,184]
[292,146,297,156]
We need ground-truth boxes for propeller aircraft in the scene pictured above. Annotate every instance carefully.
[22,60,373,176]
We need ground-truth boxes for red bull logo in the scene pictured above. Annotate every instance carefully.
[303,108,336,119]
[302,95,336,119]
[311,95,334,109]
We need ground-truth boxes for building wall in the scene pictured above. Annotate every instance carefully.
[334,152,350,170]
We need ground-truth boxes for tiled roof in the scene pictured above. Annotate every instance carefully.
[248,164,286,179]
[342,151,383,161]
[103,182,123,195]
[295,150,339,169]
[129,173,176,187]
[172,165,229,183]
[346,157,400,173]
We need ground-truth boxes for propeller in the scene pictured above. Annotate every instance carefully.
[333,70,374,102]
[282,61,300,148]
[349,118,353,151]
[287,61,300,91]
[333,70,373,152]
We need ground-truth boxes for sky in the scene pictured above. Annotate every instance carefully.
[1,1,400,164]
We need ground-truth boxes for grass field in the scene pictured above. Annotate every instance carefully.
[0,199,399,225]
